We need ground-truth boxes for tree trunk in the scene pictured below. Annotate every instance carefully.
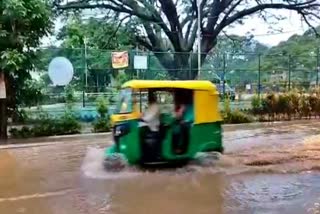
[155,51,209,80]
[0,99,7,140]
[0,72,7,141]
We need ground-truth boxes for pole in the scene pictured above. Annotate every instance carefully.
[197,0,201,79]
[84,37,88,88]
[258,54,261,99]
[83,37,88,107]
[189,52,192,79]
[223,53,226,97]
[317,48,319,86]
[288,55,291,91]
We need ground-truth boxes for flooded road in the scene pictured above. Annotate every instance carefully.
[1,120,320,214]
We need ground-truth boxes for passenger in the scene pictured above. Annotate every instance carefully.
[172,90,194,154]
[174,90,194,122]
[140,91,160,132]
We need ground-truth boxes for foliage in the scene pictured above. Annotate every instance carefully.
[223,110,255,124]
[54,111,82,135]
[93,96,110,133]
[96,96,108,118]
[56,0,320,79]
[11,109,29,124]
[92,119,110,133]
[0,0,53,139]
[251,89,320,121]
[251,95,261,115]
[9,111,81,138]
[34,15,137,92]
[64,84,76,110]
[222,96,254,123]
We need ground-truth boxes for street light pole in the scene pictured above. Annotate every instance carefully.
[84,37,88,88]
[317,47,319,86]
[197,0,201,79]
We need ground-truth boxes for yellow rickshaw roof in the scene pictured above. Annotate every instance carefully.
[122,80,218,92]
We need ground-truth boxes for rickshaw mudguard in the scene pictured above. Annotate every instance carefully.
[104,119,141,165]
[104,144,116,157]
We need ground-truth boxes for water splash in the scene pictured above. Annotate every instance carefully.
[80,133,320,178]
[80,146,140,180]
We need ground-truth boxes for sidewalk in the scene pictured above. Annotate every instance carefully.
[0,132,111,150]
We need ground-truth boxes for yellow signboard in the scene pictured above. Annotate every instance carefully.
[111,51,129,69]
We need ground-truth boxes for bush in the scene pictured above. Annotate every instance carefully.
[93,119,110,133]
[96,96,108,118]
[223,110,254,124]
[10,109,29,124]
[9,111,81,138]
[251,95,261,115]
[250,88,320,121]
[9,127,33,138]
[54,111,81,135]
[93,96,110,133]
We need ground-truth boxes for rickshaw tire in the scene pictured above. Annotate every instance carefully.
[216,147,224,154]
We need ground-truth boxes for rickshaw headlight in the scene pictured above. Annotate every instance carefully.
[114,124,130,137]
[114,126,122,136]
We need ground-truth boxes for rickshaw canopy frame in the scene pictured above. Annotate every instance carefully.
[121,80,218,94]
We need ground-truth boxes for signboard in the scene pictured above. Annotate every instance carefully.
[48,57,74,86]
[246,84,251,90]
[134,55,148,70]
[0,73,6,99]
[112,51,129,69]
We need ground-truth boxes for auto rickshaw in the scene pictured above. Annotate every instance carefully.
[103,80,223,168]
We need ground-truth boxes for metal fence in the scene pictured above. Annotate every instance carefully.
[27,47,320,117]
[35,47,320,87]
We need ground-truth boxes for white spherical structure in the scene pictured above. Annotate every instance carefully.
[48,57,74,86]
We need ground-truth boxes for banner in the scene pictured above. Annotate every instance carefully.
[0,73,6,99]
[112,51,129,69]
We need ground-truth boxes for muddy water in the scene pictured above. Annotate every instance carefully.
[1,121,320,214]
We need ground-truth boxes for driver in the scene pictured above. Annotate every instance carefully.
[140,91,160,132]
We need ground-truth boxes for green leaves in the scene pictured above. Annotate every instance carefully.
[0,50,27,71]
[0,0,53,138]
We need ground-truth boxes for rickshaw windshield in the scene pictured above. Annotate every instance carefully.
[115,88,133,114]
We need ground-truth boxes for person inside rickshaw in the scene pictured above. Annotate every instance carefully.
[139,90,160,132]
[172,89,194,154]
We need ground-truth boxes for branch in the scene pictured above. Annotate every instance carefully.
[221,31,246,50]
[135,36,153,50]
[206,0,223,32]
[185,19,195,41]
[221,0,243,22]
[187,21,198,50]
[298,11,320,37]
[215,1,320,36]
[158,0,181,33]
[57,1,157,23]
[57,0,183,51]
[181,16,195,29]
[103,15,131,49]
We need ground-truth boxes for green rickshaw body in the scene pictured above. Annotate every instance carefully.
[104,80,223,165]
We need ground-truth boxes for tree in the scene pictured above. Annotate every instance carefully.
[55,0,319,79]
[35,16,138,92]
[0,0,52,140]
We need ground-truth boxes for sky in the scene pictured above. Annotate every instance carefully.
[226,10,317,47]
[41,9,319,48]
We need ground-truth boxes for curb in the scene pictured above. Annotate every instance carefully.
[2,119,318,150]
[1,132,112,150]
